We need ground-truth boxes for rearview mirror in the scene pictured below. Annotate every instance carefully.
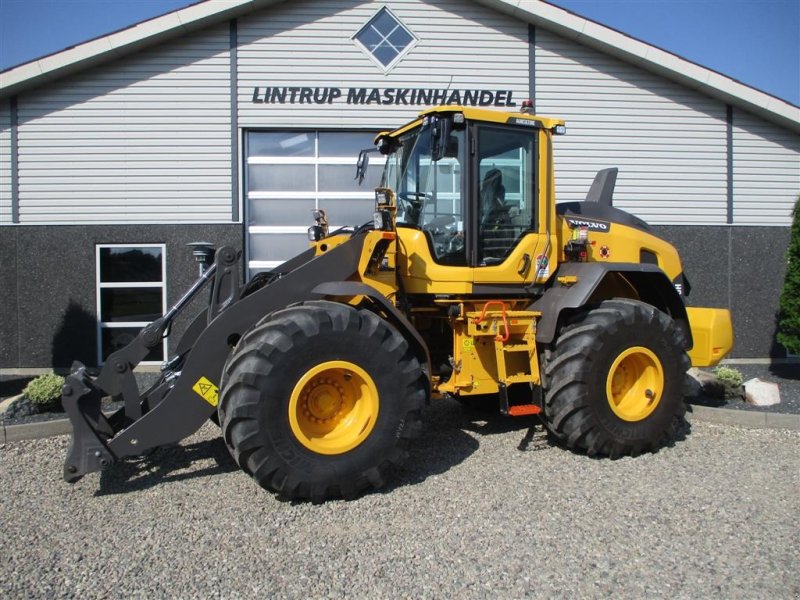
[431,116,453,162]
[355,147,374,185]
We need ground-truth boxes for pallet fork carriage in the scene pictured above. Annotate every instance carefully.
[63,238,393,481]
[62,105,734,500]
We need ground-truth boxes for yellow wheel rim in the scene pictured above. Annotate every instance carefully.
[288,361,379,455]
[606,346,664,422]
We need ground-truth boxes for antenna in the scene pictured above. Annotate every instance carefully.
[444,75,455,98]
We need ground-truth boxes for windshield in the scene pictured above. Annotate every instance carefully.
[380,123,466,264]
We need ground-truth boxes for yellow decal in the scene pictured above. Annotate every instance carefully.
[192,376,219,407]
[462,338,475,352]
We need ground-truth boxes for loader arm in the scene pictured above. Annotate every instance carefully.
[62,234,369,482]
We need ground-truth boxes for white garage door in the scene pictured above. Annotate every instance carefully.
[245,130,381,275]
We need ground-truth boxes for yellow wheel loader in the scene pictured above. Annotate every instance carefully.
[62,105,734,502]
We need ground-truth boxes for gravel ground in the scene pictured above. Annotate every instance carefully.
[1,399,798,599]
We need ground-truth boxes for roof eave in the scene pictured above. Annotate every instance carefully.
[0,0,284,99]
[473,0,800,133]
[2,0,798,134]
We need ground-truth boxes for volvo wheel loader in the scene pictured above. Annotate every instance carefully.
[62,105,734,502]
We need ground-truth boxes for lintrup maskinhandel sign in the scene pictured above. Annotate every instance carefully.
[252,86,518,107]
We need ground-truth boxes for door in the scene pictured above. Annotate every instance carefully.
[471,123,544,284]
[244,130,380,277]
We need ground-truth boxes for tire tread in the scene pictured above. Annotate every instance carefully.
[219,301,427,502]
[543,299,689,457]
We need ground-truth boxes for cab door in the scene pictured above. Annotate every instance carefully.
[470,124,548,286]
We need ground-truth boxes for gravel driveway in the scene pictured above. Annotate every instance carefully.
[1,399,798,599]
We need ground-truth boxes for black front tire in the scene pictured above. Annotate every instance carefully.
[218,301,427,502]
[543,299,690,457]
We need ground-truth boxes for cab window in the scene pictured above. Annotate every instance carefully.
[389,126,467,265]
[476,126,536,265]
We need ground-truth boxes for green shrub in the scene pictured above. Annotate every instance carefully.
[777,197,800,355]
[713,366,744,388]
[23,373,66,409]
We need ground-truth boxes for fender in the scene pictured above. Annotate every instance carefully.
[312,281,432,390]
[531,262,690,346]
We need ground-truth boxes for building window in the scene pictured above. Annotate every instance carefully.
[353,7,417,71]
[96,244,166,365]
[245,130,380,276]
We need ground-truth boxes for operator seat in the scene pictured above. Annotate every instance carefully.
[481,168,506,223]
[479,169,515,263]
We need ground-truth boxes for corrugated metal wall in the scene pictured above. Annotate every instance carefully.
[14,26,233,225]
[0,0,798,229]
[732,109,800,226]
[237,0,530,129]
[0,100,11,224]
[535,28,729,226]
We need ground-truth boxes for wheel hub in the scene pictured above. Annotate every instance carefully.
[289,361,379,455]
[301,378,345,423]
[606,346,664,422]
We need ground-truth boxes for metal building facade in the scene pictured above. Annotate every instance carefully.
[14,26,233,224]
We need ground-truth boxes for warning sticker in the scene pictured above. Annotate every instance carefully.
[192,376,219,407]
[535,254,550,279]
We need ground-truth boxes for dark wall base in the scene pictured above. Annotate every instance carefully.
[0,224,242,369]
[654,225,791,359]
[0,231,20,370]
[0,223,792,368]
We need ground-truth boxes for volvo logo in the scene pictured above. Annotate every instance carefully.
[565,217,611,232]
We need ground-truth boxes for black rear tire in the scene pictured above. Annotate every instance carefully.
[543,299,689,457]
[218,301,427,502]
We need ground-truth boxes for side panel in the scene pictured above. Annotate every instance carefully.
[15,26,233,224]
[732,109,800,226]
[535,28,728,225]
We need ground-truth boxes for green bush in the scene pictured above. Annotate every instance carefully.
[713,366,744,388]
[777,197,800,355]
[23,373,66,409]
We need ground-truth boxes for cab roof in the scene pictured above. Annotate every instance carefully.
[383,105,566,140]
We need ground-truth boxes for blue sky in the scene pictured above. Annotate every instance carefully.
[0,0,798,105]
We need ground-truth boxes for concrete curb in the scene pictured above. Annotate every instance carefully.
[686,404,800,431]
[2,403,799,444]
[2,418,73,443]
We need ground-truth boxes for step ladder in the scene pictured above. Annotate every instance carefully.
[471,301,542,417]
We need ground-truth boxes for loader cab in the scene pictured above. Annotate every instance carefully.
[378,107,563,289]
[382,115,468,266]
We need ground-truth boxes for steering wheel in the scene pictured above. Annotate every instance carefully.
[481,204,512,227]
[424,215,464,258]
[426,215,455,231]
[397,191,429,223]
[398,191,427,207]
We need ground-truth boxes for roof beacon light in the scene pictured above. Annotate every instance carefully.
[521,99,534,114]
